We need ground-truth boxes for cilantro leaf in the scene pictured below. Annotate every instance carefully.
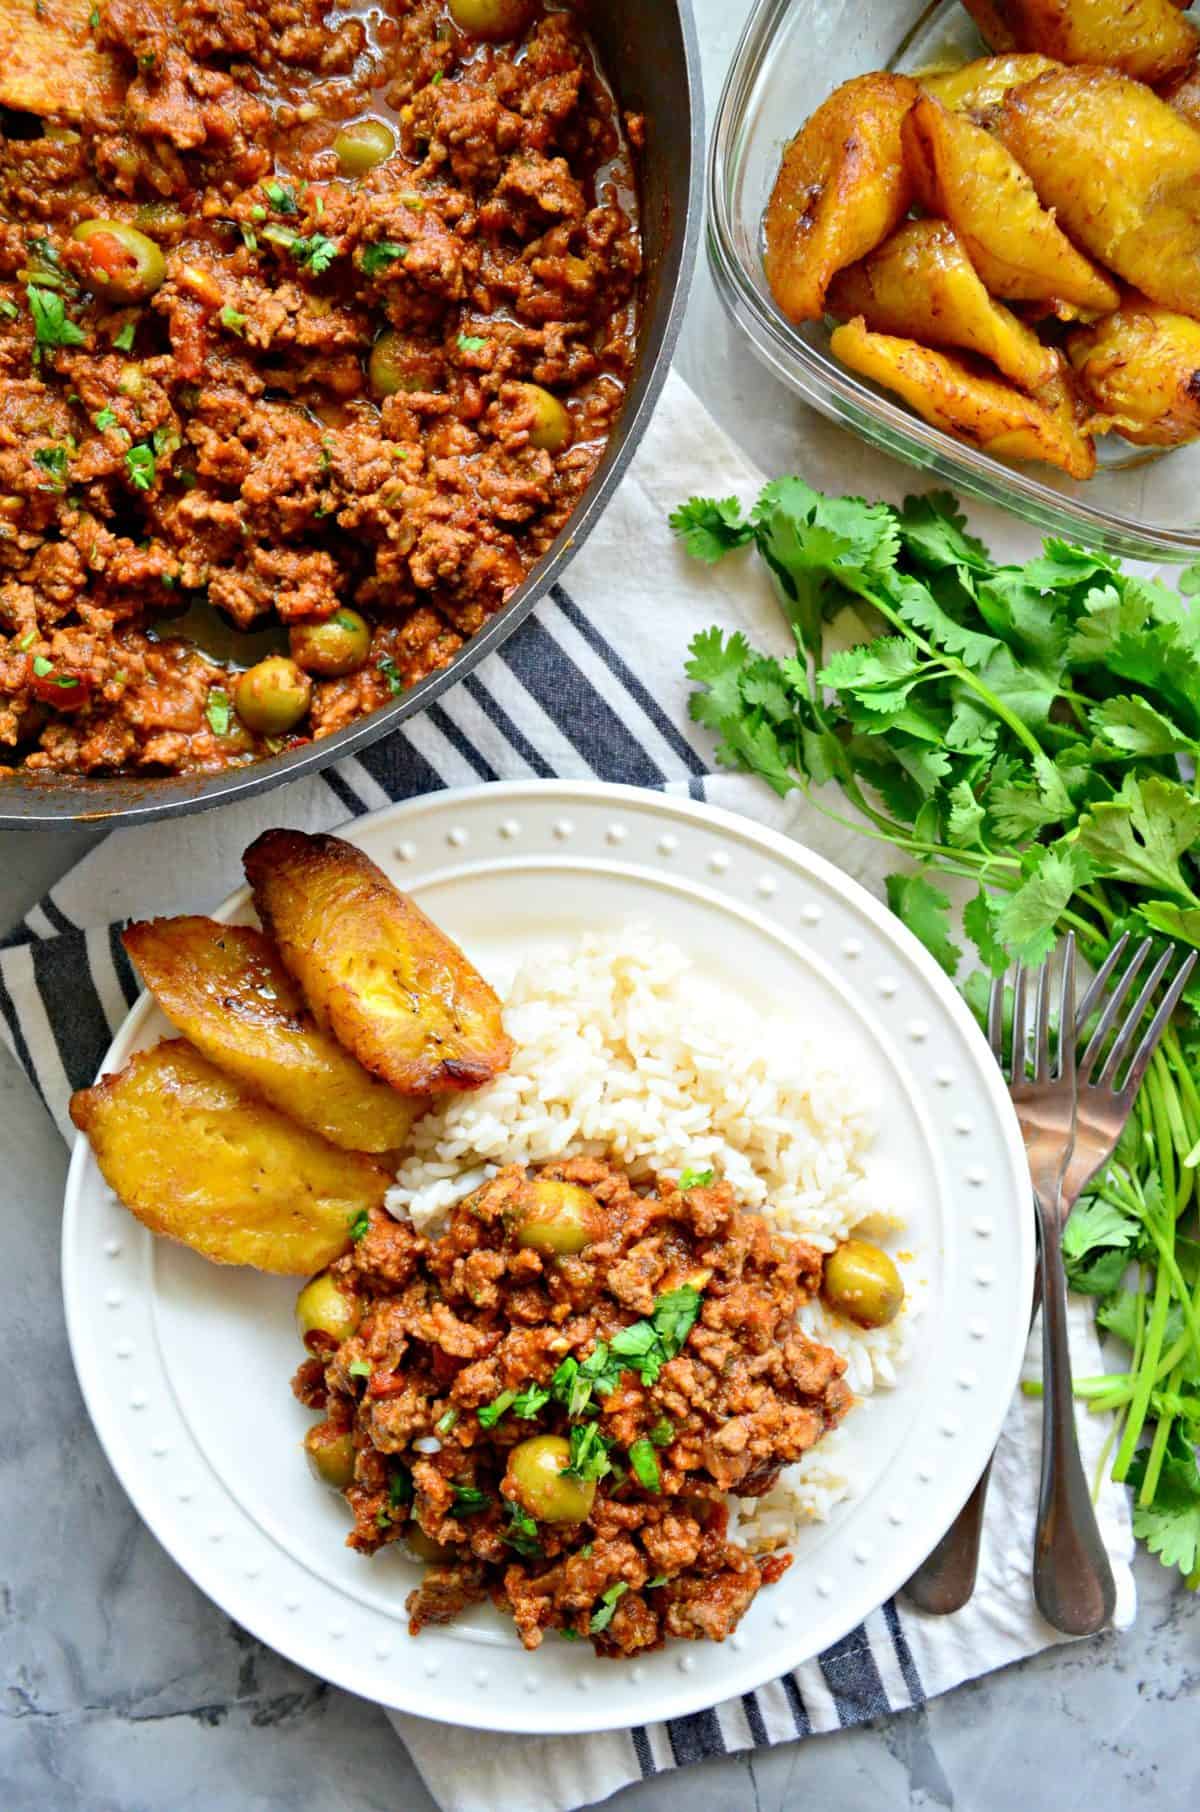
[1138,901,1200,952]
[895,490,991,572]
[963,885,1008,977]
[457,333,487,353]
[945,779,985,848]
[113,320,136,352]
[361,241,407,276]
[886,871,961,977]
[33,445,69,489]
[291,233,338,275]
[1128,1428,1200,1578]
[205,687,232,736]
[589,1581,628,1634]
[263,180,298,214]
[511,1381,550,1419]
[669,495,755,563]
[27,284,86,348]
[449,1484,489,1517]
[994,843,1092,967]
[627,1438,661,1493]
[1089,695,1200,759]
[377,654,404,696]
[349,1208,371,1241]
[503,1502,541,1556]
[1076,774,1200,903]
[563,1421,613,1483]
[677,1166,714,1190]
[1062,1196,1139,1263]
[388,1465,413,1509]
[477,1389,515,1429]
[125,443,156,491]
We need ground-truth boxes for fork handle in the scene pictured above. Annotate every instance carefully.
[1033,1191,1117,1636]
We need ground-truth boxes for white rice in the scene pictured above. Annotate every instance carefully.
[386,925,917,1540]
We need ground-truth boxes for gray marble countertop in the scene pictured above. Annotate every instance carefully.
[4,3,1198,1807]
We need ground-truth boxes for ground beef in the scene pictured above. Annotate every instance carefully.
[0,0,640,776]
[292,1158,853,1658]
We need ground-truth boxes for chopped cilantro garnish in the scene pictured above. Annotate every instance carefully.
[361,241,407,276]
[377,654,404,696]
[502,1502,541,1557]
[348,1359,371,1379]
[457,333,487,353]
[32,445,68,489]
[388,1465,414,1509]
[563,1421,613,1484]
[263,180,298,214]
[26,285,86,349]
[435,1407,459,1435]
[589,1581,628,1634]
[93,407,117,431]
[550,1343,621,1419]
[151,424,180,458]
[449,1484,489,1517]
[647,1417,674,1447]
[558,1626,580,1641]
[644,1574,668,1589]
[220,304,247,335]
[205,687,231,736]
[0,298,18,320]
[349,1208,371,1241]
[678,1166,714,1190]
[375,1507,392,1530]
[113,321,136,352]
[627,1438,661,1493]
[511,1381,551,1419]
[88,5,99,23]
[431,69,444,84]
[290,233,339,275]
[14,629,37,652]
[32,655,53,676]
[125,444,156,491]
[477,1389,515,1429]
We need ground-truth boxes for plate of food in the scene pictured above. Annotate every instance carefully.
[62,780,1031,1732]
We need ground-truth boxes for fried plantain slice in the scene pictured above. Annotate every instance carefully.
[0,0,122,121]
[763,73,920,324]
[122,916,422,1152]
[1067,297,1200,446]
[903,93,1120,317]
[244,829,512,1096]
[1162,63,1200,137]
[920,53,1061,120]
[828,219,1059,392]
[830,316,1097,478]
[960,0,1197,84]
[997,67,1200,318]
[70,1040,388,1273]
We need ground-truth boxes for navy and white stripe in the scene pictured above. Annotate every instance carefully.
[0,569,930,1797]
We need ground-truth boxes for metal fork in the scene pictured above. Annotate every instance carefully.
[907,935,1197,1630]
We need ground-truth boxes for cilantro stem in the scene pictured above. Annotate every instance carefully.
[863,585,1048,766]
[1113,1257,1171,1482]
[1139,1359,1183,1506]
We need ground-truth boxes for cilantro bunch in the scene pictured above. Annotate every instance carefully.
[674,479,1200,1585]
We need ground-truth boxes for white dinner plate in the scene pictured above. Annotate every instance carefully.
[62,780,1032,1733]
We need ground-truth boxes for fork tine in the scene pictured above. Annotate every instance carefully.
[1113,951,1198,1099]
[987,972,1006,1067]
[1078,937,1153,1081]
[1058,932,1077,1086]
[1096,946,1175,1088]
[1035,958,1053,1083]
[1011,965,1028,1086]
[1075,931,1129,1034]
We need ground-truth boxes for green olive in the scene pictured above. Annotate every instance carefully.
[333,118,397,176]
[304,1424,356,1490]
[289,608,371,678]
[133,200,189,239]
[295,1271,361,1347]
[518,383,571,453]
[448,0,531,39]
[822,1239,904,1329]
[506,1434,596,1524]
[368,329,437,398]
[233,656,312,735]
[514,1179,599,1257]
[72,218,166,302]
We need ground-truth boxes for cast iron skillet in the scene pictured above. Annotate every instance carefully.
[3,0,703,828]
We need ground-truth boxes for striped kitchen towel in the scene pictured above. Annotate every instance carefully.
[0,369,1134,1812]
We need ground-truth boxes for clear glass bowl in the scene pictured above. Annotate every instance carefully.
[708,0,1200,561]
